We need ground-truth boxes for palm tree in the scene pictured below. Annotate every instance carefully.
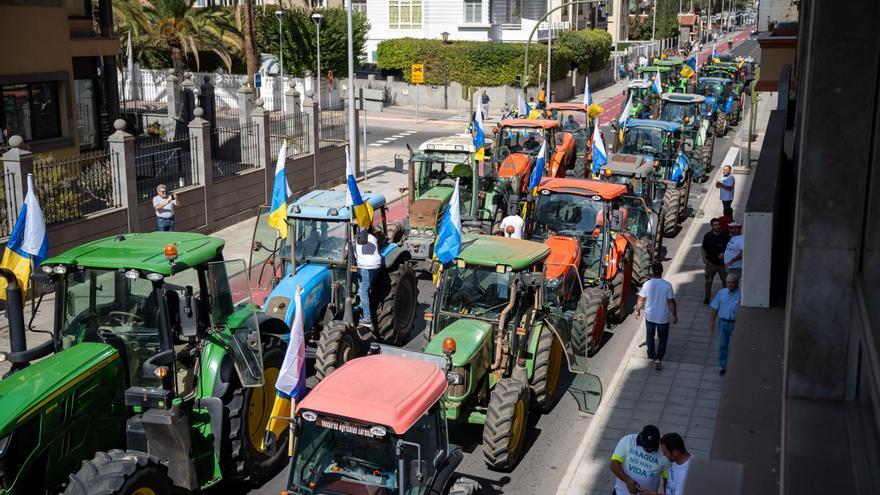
[142,0,242,78]
[243,0,258,89]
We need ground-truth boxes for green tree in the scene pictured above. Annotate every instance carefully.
[555,29,613,72]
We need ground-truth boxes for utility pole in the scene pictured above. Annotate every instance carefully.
[346,0,356,172]
[651,0,657,41]
[546,17,552,103]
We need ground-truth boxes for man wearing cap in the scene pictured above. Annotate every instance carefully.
[723,222,744,279]
[610,425,669,495]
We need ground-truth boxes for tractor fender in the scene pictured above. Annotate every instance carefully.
[525,319,545,379]
[262,264,332,330]
[606,234,632,280]
[256,313,291,338]
[428,447,464,495]
[383,245,412,272]
[203,340,235,398]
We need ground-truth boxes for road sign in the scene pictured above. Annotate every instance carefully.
[254,73,262,88]
[357,88,384,112]
[411,64,424,84]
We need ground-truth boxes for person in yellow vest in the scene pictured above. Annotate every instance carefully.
[537,87,547,110]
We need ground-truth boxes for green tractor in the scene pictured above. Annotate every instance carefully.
[0,233,290,494]
[625,80,658,119]
[406,134,507,263]
[636,65,676,94]
[659,93,715,182]
[651,58,690,93]
[423,235,586,471]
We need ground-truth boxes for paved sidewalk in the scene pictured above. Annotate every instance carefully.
[556,84,772,494]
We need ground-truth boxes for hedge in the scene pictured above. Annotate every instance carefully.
[376,30,611,87]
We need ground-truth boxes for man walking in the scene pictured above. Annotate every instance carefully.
[635,263,678,370]
[710,273,741,376]
[701,218,729,304]
[610,425,669,495]
[723,221,744,279]
[152,184,179,231]
[480,90,490,119]
[355,226,382,328]
[716,165,735,217]
[640,433,692,495]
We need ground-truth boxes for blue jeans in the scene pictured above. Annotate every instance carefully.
[156,217,175,231]
[358,268,379,320]
[717,319,736,368]
[646,321,670,360]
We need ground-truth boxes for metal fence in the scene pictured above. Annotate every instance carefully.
[211,123,260,180]
[318,108,346,150]
[32,150,121,225]
[0,171,15,237]
[134,136,199,201]
[269,112,311,159]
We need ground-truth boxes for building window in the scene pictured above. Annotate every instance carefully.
[75,80,98,150]
[464,0,481,23]
[605,0,613,16]
[1,82,61,143]
[353,0,366,14]
[389,0,422,29]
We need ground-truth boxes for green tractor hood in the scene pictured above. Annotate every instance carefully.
[409,186,454,229]
[425,318,493,367]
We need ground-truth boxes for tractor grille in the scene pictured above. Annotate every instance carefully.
[409,198,443,228]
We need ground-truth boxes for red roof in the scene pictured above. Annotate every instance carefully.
[538,177,627,200]
[547,102,589,112]
[297,354,448,434]
[498,118,560,130]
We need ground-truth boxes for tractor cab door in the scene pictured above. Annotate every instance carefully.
[541,261,588,374]
[206,260,265,387]
[250,206,288,306]
[621,195,657,242]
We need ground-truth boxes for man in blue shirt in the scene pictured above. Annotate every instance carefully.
[710,274,741,376]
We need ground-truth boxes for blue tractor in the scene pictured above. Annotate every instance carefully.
[249,190,418,379]
[695,76,740,137]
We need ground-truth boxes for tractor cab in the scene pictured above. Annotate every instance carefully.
[651,58,688,92]
[660,93,713,182]
[546,102,596,176]
[695,77,734,117]
[492,119,575,197]
[287,349,481,495]
[625,80,656,119]
[637,65,675,92]
[0,232,289,494]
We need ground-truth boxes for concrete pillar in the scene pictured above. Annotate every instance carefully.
[238,84,254,127]
[189,107,214,230]
[285,81,301,115]
[252,99,272,203]
[1,135,33,222]
[166,71,181,120]
[302,90,320,187]
[106,120,139,232]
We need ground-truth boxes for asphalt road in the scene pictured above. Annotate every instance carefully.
[243,37,760,495]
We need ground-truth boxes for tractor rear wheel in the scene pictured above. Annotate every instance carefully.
[572,287,608,357]
[702,132,716,177]
[374,262,418,345]
[632,243,652,286]
[530,327,564,412]
[315,320,361,381]
[482,378,530,471]
[678,176,691,222]
[716,113,728,136]
[221,336,288,484]
[64,450,172,495]
[661,187,680,237]
[610,249,633,324]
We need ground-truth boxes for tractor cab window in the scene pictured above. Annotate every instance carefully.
[289,417,398,494]
[697,80,725,97]
[412,152,475,213]
[439,264,515,320]
[621,127,666,157]
[292,218,348,264]
[60,268,164,388]
[533,193,606,278]
[660,102,697,125]
[628,87,651,106]
[555,111,588,132]
[500,127,545,156]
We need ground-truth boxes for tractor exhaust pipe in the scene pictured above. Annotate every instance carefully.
[492,280,519,372]
[0,269,25,355]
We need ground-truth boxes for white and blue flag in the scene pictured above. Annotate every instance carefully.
[473,104,486,161]
[528,141,547,194]
[584,76,593,106]
[276,287,306,400]
[652,75,663,95]
[0,174,48,300]
[591,120,608,174]
[434,178,462,264]
[518,94,531,117]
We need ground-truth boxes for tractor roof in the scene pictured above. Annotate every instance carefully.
[419,134,475,153]
[547,102,588,112]
[661,93,706,103]
[628,80,654,89]
[698,76,733,84]
[538,177,628,200]
[289,189,385,220]
[704,62,738,70]
[456,234,549,270]
[297,354,447,435]
[625,118,683,132]
[652,58,685,66]
[638,65,673,72]
[41,232,224,276]
[601,153,655,177]
[498,119,559,130]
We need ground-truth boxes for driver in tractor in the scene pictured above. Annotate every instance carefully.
[523,132,542,152]
[563,115,580,132]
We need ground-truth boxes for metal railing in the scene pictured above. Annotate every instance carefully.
[269,112,311,159]
[134,135,199,201]
[211,122,260,180]
[318,107,346,150]
[0,171,15,237]
[33,150,121,225]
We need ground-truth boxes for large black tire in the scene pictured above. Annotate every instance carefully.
[661,187,680,237]
[221,336,288,484]
[374,262,418,345]
[678,176,691,222]
[632,243,652,286]
[716,113,728,137]
[701,132,716,178]
[530,327,564,412]
[610,249,633,324]
[315,320,362,381]
[448,476,482,494]
[65,450,172,495]
[571,287,608,357]
[481,378,530,471]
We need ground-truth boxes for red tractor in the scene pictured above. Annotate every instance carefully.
[491,119,576,199]
[527,178,637,355]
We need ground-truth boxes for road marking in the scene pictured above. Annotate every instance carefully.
[402,130,417,135]
[369,143,383,147]
[375,140,391,144]
[385,136,399,141]
[722,146,740,167]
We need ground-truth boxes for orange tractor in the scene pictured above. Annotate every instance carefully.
[491,119,576,203]
[526,178,637,355]
[546,102,595,177]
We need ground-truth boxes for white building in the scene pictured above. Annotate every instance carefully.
[362,0,606,63]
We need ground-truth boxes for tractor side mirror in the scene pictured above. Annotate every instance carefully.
[30,273,55,292]
[180,285,198,338]
[253,241,263,252]
[610,210,624,231]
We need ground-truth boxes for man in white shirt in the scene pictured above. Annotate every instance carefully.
[641,433,691,495]
[355,227,382,328]
[500,212,524,239]
[723,222,744,279]
[635,263,677,371]
[716,165,735,217]
[152,184,179,231]
[610,425,669,495]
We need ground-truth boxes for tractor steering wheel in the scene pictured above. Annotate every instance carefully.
[342,456,383,472]
[108,311,143,326]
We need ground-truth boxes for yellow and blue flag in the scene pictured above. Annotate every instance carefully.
[584,76,604,118]
[268,141,290,239]
[528,141,547,195]
[0,174,47,300]
[434,178,462,265]
[346,147,373,227]
[591,119,608,175]
[681,56,697,79]
[711,43,720,63]
[473,104,486,162]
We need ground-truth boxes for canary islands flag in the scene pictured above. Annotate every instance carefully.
[268,142,290,239]
[434,178,462,265]
[618,95,633,142]
[0,174,47,300]
[518,94,531,117]
[652,75,663,95]
[473,104,486,161]
[711,43,720,63]
[584,77,604,117]
[346,147,373,227]
[681,56,697,79]
[591,120,608,175]
[528,141,547,195]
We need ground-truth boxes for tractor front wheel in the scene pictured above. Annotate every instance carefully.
[482,378,530,471]
[610,249,633,324]
[375,262,418,345]
[702,132,716,178]
[530,327,564,412]
[678,176,691,222]
[64,450,172,495]
[315,320,362,381]
[716,113,729,136]
[661,188,681,237]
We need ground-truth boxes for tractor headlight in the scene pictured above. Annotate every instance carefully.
[41,265,53,274]
[411,228,421,237]
[52,265,67,275]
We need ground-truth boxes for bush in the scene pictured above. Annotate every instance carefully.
[556,29,613,73]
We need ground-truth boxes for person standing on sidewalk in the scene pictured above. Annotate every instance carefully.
[701,218,730,304]
[480,90,490,119]
[635,263,678,371]
[716,165,735,217]
[610,425,669,495]
[152,184,179,231]
[710,273,741,376]
[640,433,692,495]
[723,222,744,279]
[355,226,382,328]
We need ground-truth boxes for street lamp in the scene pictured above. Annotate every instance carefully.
[274,10,284,101]
[312,12,324,109]
[441,32,450,109]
